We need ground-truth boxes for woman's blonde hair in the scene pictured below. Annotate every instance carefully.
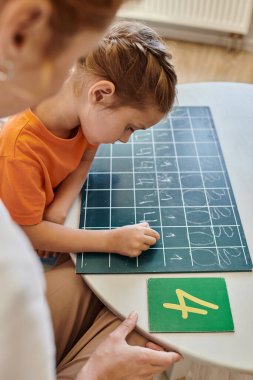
[74,21,177,113]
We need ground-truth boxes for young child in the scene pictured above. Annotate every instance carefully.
[0,21,177,258]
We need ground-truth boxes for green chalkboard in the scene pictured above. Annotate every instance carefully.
[76,106,252,274]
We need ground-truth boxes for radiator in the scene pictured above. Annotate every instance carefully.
[118,0,253,35]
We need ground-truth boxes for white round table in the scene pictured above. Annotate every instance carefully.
[67,83,253,374]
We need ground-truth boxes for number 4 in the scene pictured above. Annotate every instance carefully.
[163,289,219,319]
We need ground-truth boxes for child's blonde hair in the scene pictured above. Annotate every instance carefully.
[73,21,177,113]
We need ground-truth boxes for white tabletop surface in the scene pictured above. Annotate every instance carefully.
[67,82,253,374]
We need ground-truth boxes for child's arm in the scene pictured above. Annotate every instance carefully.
[44,146,98,225]
[21,221,159,257]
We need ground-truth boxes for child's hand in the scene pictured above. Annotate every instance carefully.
[107,222,160,257]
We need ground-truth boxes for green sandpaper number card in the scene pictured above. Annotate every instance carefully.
[147,277,234,333]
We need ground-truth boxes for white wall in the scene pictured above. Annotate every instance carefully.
[118,9,253,51]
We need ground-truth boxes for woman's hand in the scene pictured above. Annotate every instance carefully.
[77,311,182,380]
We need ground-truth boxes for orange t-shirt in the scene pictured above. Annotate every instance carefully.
[0,109,91,225]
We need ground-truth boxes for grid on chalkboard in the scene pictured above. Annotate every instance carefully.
[76,106,252,274]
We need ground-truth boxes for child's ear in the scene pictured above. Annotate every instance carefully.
[88,80,115,105]
[0,0,52,64]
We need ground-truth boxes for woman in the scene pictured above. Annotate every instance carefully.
[0,0,120,116]
[0,1,181,379]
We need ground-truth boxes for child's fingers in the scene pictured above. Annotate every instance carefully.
[137,222,149,228]
[144,227,160,240]
[140,243,151,251]
[143,235,157,246]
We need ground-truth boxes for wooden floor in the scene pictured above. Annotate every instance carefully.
[165,39,253,84]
